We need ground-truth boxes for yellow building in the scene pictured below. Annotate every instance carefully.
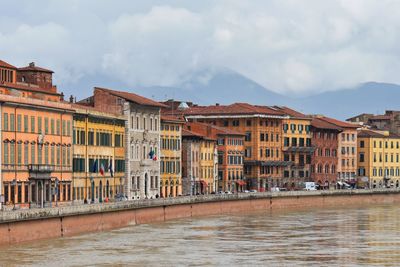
[358,129,400,188]
[72,104,125,203]
[160,116,184,197]
[199,138,217,194]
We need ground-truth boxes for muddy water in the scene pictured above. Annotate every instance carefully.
[1,204,400,266]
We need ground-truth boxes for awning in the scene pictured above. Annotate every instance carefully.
[200,180,208,187]
[337,181,343,186]
[343,182,350,187]
[236,180,246,186]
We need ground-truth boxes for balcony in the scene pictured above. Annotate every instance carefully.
[140,159,155,167]
[28,164,55,173]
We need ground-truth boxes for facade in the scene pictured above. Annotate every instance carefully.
[72,104,125,203]
[186,122,245,193]
[274,106,313,189]
[160,116,183,198]
[318,117,359,184]
[182,103,289,192]
[310,118,340,189]
[357,130,400,188]
[79,87,166,200]
[0,60,73,209]
[181,129,201,195]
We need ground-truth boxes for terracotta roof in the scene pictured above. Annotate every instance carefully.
[182,129,204,138]
[95,87,167,108]
[161,115,185,124]
[271,106,308,118]
[358,130,400,139]
[71,102,124,118]
[311,118,342,131]
[0,60,17,69]
[183,103,285,117]
[0,81,61,96]
[319,116,359,129]
[18,63,53,73]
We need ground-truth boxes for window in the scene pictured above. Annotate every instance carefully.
[3,113,8,131]
[88,131,94,145]
[24,143,28,165]
[3,143,8,164]
[62,120,66,136]
[24,115,28,133]
[283,124,288,133]
[284,137,290,147]
[38,117,42,134]
[260,133,264,142]
[17,114,21,132]
[44,118,49,134]
[360,140,364,148]
[246,120,252,126]
[232,120,240,127]
[245,132,252,142]
[359,153,365,163]
[56,119,60,135]
[50,119,55,134]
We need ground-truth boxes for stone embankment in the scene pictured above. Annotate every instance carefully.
[1,189,399,246]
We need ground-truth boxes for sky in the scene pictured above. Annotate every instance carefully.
[1,0,400,98]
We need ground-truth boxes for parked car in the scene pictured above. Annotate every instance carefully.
[243,190,250,193]
[225,191,233,195]
[249,189,258,193]
[304,182,317,191]
[218,191,225,194]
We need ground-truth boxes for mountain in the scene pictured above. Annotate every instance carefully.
[291,82,400,120]
[63,69,400,120]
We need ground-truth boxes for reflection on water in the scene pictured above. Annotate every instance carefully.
[1,204,400,266]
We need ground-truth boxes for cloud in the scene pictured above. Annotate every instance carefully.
[1,0,400,97]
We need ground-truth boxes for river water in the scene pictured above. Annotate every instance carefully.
[1,204,400,266]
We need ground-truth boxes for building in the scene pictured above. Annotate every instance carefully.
[160,115,184,198]
[0,60,73,209]
[181,129,201,195]
[78,87,166,199]
[347,110,400,135]
[273,106,313,189]
[185,122,245,193]
[310,117,341,189]
[71,104,125,203]
[182,103,293,192]
[357,130,400,188]
[317,117,359,185]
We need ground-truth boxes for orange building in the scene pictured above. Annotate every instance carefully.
[0,60,73,209]
[185,122,245,192]
[183,103,288,192]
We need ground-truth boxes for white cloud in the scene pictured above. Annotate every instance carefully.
[1,0,400,96]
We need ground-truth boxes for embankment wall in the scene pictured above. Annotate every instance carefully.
[1,189,399,246]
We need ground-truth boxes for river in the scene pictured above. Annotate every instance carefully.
[1,204,399,266]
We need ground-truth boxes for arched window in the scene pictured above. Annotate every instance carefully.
[325,164,329,174]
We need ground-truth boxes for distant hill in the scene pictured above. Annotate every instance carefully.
[62,69,400,120]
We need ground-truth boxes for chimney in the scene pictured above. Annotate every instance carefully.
[60,92,64,101]
[29,62,35,67]
[216,103,220,106]
[69,95,74,103]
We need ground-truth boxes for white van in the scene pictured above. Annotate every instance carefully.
[305,182,317,191]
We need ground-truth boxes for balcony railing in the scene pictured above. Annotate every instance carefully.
[28,164,55,173]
